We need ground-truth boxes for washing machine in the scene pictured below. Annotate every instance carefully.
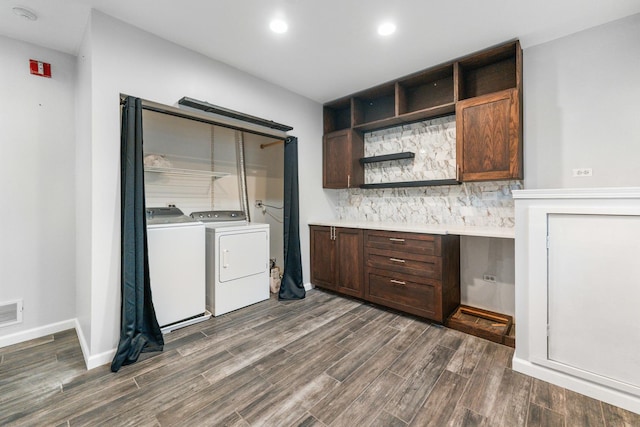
[190,210,270,316]
[146,207,209,332]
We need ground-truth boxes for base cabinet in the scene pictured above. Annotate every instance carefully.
[310,226,460,323]
[310,226,364,298]
[364,230,460,323]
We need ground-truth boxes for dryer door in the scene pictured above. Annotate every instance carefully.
[218,230,269,283]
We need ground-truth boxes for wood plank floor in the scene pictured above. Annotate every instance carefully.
[1,289,639,426]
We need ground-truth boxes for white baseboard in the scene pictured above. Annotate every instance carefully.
[74,319,116,370]
[513,357,640,415]
[304,282,314,291]
[0,319,76,349]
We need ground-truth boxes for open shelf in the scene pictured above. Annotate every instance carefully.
[353,83,396,126]
[360,179,461,189]
[397,64,454,114]
[323,99,351,133]
[360,152,415,164]
[353,103,456,132]
[144,166,229,179]
[458,41,518,100]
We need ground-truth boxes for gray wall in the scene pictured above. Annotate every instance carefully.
[523,13,640,189]
[0,36,77,344]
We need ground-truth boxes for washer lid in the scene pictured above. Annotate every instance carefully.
[146,207,198,225]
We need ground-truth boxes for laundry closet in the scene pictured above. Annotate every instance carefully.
[141,105,284,328]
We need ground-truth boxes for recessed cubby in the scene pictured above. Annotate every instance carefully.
[458,41,518,100]
[397,65,454,115]
[353,83,396,126]
[323,99,351,133]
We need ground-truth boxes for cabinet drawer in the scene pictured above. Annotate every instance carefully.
[366,247,442,279]
[366,269,442,321]
[365,230,441,256]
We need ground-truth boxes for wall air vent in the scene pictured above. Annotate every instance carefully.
[0,299,23,328]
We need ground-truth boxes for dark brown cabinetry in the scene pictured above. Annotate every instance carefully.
[310,226,460,323]
[456,89,521,181]
[364,230,460,322]
[322,40,523,186]
[322,129,364,189]
[456,41,523,181]
[309,225,364,298]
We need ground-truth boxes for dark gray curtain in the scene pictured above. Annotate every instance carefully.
[111,97,164,372]
[279,136,306,300]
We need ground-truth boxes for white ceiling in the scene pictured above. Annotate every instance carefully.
[2,0,640,103]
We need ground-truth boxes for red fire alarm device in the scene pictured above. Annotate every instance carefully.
[29,59,52,78]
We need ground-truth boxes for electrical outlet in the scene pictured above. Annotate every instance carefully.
[255,200,263,208]
[166,202,176,207]
[483,274,496,283]
[572,168,593,177]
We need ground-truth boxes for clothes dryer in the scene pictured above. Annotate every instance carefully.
[190,211,270,316]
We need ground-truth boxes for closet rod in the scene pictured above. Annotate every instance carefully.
[120,96,288,142]
[260,140,284,149]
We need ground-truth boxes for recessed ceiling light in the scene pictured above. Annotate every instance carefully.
[269,19,288,34]
[12,6,38,21]
[377,22,396,36]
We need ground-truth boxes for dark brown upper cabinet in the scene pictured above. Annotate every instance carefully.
[322,129,363,189]
[456,88,522,181]
[456,41,523,181]
[322,40,523,187]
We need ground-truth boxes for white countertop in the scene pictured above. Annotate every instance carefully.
[308,220,515,239]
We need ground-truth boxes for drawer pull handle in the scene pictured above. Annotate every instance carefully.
[389,238,405,242]
[390,279,406,286]
[389,258,406,263]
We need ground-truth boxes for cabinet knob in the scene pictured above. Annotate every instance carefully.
[389,237,405,242]
[389,258,406,263]
[390,279,406,286]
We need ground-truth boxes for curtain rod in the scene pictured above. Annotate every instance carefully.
[179,97,293,132]
[120,96,288,142]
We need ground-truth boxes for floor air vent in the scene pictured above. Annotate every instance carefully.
[0,300,23,328]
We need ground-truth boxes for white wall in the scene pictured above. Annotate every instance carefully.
[523,13,640,189]
[460,236,515,316]
[0,36,77,344]
[75,18,93,353]
[78,10,327,361]
[243,133,285,268]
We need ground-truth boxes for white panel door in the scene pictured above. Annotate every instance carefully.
[218,230,268,283]
[548,213,640,389]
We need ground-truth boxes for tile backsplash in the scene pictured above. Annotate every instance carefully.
[335,116,522,228]
[364,116,457,183]
[335,181,522,227]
